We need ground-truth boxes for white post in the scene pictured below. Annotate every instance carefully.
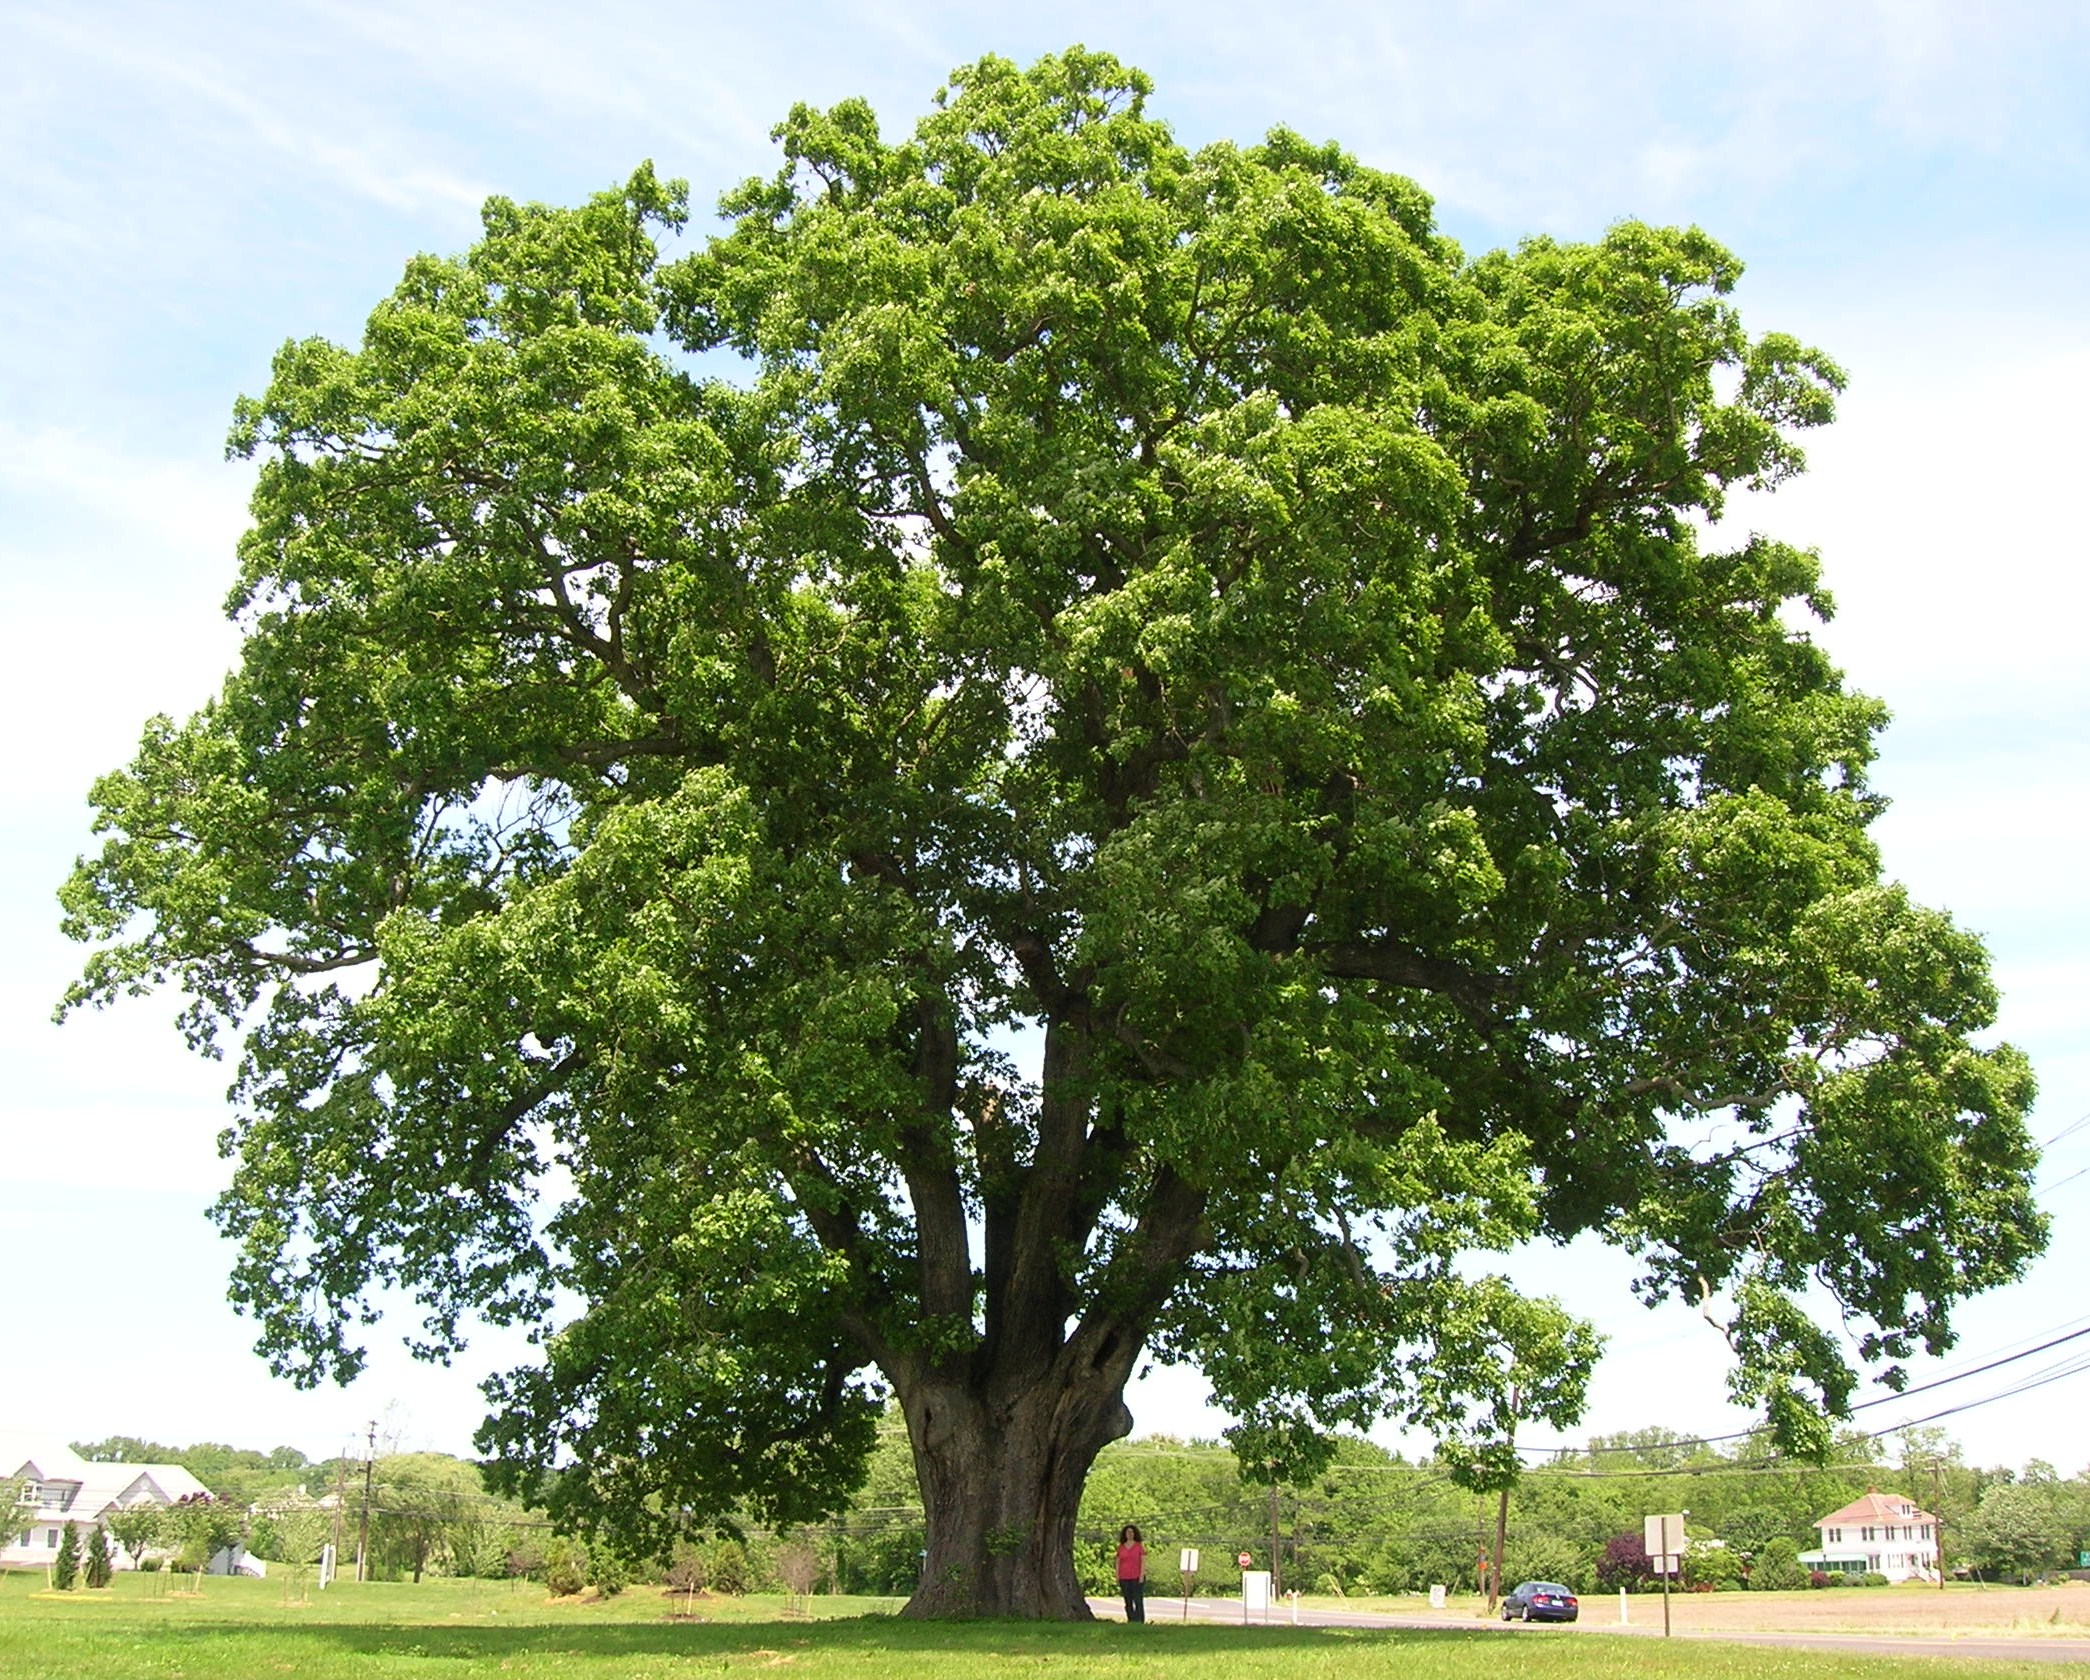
[1618,1587,1629,1624]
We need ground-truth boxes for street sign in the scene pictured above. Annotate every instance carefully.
[1179,1548,1199,1574]
[1237,1551,1253,1569]
[1644,1512,1686,1575]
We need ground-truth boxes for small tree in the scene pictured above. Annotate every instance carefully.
[2,1474,35,1565]
[53,1523,80,1589]
[84,1525,115,1589]
[665,1540,708,1615]
[776,1537,821,1612]
[165,1494,241,1582]
[265,1506,333,1603]
[104,1505,162,1571]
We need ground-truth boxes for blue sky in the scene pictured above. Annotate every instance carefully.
[4,0,2087,1471]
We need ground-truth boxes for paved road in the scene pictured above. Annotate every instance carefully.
[1098,1596,2090,1665]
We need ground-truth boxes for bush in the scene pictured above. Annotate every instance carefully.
[1749,1539,1807,1592]
[1312,1571,1344,1597]
[1596,1532,1654,1590]
[589,1548,630,1597]
[543,1538,588,1597]
[709,1538,750,1596]
[1860,1572,1890,1588]
[1506,1535,1591,1595]
[138,1558,162,1573]
[1685,1541,1744,1593]
[505,1542,546,1580]
[1824,1570,1849,1587]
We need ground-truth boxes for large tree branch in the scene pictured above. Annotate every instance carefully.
[1306,939,1505,1008]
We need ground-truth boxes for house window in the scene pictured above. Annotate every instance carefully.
[45,1529,58,1547]
[1861,1526,1876,1542]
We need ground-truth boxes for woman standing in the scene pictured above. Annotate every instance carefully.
[1115,1524,1146,1623]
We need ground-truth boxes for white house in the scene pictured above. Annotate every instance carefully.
[1799,1486,1940,1583]
[3,1432,211,1571]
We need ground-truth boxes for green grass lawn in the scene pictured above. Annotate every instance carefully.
[0,1570,2066,1679]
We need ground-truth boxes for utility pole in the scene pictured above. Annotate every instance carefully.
[356,1420,376,1583]
[1930,1458,1947,1593]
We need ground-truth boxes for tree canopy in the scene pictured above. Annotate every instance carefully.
[61,48,2043,1618]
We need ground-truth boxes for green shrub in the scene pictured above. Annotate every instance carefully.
[53,1525,80,1589]
[84,1525,114,1589]
[1860,1571,1890,1587]
[543,1537,588,1597]
[589,1548,631,1597]
[1312,1572,1344,1597]
[709,1538,750,1595]
[1749,1539,1807,1591]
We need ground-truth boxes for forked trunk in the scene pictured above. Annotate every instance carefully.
[897,1372,1134,1619]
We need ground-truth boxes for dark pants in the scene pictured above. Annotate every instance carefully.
[1119,1578,1145,1622]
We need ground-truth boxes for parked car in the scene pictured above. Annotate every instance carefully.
[1502,1581,1579,1622]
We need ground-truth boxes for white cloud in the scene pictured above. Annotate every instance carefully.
[14,10,489,217]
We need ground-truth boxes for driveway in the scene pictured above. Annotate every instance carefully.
[1096,1596,2090,1666]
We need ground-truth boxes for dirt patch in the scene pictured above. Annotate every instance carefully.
[1584,1583,2090,1638]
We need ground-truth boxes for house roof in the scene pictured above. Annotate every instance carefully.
[1815,1487,1937,1528]
[0,1433,91,1485]
[2,1433,210,1519]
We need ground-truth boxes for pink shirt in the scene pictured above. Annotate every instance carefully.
[1116,1541,1145,1581]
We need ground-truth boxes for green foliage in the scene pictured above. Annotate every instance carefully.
[73,1438,310,1510]
[543,1537,588,1597]
[588,1547,631,1597]
[1748,1538,1807,1591]
[1962,1477,2071,1581]
[164,1496,243,1573]
[1503,1534,1588,1595]
[83,1525,115,1589]
[61,43,2044,1610]
[708,1539,751,1596]
[1684,1538,1744,1592]
[256,1504,331,1570]
[53,1524,79,1589]
[665,1540,709,1596]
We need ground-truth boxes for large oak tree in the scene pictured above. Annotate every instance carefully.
[63,49,2043,1619]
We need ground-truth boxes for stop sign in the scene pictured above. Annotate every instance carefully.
[1237,1552,1253,1569]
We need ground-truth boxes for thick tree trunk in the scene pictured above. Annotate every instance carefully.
[896,1369,1134,1619]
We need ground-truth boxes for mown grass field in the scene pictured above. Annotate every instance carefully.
[2,1572,2080,1680]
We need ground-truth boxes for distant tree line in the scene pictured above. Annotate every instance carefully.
[57,1419,2088,1596]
